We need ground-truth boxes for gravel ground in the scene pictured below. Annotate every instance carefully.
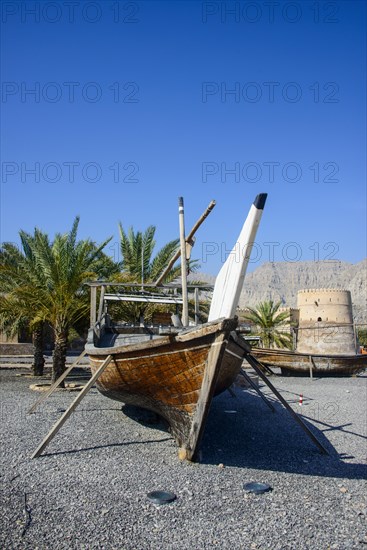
[0,365,366,550]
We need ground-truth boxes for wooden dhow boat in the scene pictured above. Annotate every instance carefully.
[251,347,367,376]
[85,194,268,460]
[30,193,329,459]
[86,315,244,460]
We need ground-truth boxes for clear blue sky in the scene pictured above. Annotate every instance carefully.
[1,0,366,274]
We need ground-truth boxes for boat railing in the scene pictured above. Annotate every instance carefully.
[86,281,213,335]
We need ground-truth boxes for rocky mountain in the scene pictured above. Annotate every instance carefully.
[194,259,367,323]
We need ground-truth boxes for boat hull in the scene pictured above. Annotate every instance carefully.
[87,319,243,460]
[252,348,367,376]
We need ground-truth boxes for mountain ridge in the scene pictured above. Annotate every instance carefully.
[194,259,367,323]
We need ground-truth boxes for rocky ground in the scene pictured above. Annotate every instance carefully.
[0,364,366,549]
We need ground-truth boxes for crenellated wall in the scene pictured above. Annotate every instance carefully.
[296,289,357,355]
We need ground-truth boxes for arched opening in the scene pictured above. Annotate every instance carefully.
[317,317,322,322]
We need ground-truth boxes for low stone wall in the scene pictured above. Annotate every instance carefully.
[296,322,357,355]
[0,343,35,356]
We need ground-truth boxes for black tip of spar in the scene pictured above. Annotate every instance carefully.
[253,193,267,210]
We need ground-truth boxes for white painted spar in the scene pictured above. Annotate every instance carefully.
[208,194,267,322]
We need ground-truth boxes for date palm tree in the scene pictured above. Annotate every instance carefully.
[1,219,113,382]
[115,223,200,323]
[119,223,183,283]
[243,300,292,349]
[0,240,46,375]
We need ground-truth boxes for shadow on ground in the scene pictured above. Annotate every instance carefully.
[199,386,367,480]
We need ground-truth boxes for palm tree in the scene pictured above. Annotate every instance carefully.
[1,219,113,382]
[115,223,199,323]
[243,300,292,349]
[0,240,46,375]
[119,223,183,283]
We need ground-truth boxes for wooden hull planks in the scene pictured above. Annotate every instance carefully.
[251,348,367,376]
[87,318,243,460]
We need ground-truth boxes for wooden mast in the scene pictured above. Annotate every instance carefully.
[178,197,189,327]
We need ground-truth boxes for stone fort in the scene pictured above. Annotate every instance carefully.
[295,289,357,355]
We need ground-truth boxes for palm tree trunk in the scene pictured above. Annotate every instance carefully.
[32,322,45,376]
[52,327,68,384]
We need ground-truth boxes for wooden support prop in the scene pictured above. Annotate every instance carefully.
[31,355,112,459]
[28,350,87,415]
[230,332,328,455]
[238,369,275,412]
[244,353,328,455]
[257,359,276,377]
[309,355,314,380]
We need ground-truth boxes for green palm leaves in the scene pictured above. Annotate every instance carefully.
[118,223,182,284]
[243,300,293,349]
[0,218,112,381]
[0,236,47,375]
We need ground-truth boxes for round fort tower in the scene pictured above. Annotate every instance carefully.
[296,289,357,355]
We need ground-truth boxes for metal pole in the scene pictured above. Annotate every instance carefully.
[178,197,189,327]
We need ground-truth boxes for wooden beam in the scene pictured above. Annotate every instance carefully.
[31,355,112,459]
[28,349,87,415]
[182,333,228,461]
[244,353,328,455]
[154,199,216,286]
[230,331,328,455]
[238,369,275,412]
